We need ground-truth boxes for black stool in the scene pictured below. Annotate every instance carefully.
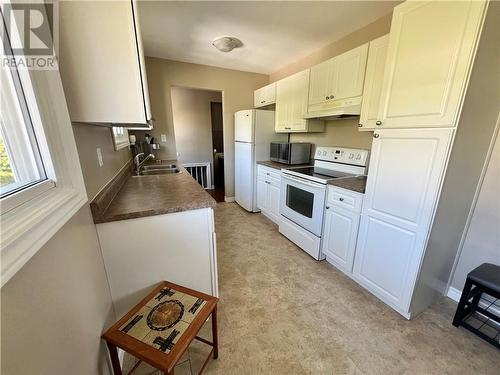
[452,263,500,349]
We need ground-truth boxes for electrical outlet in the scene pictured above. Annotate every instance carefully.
[97,148,103,167]
[161,134,167,143]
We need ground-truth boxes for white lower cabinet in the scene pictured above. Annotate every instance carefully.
[257,165,281,224]
[322,187,362,274]
[352,128,454,317]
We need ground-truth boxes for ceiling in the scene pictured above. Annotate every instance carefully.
[138,1,400,75]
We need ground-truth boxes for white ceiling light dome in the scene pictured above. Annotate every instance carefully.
[211,36,243,52]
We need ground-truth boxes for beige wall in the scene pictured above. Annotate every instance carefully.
[1,205,115,375]
[171,87,222,185]
[269,13,392,83]
[2,120,131,374]
[450,129,500,290]
[290,118,373,152]
[73,123,132,199]
[269,13,392,150]
[131,58,268,197]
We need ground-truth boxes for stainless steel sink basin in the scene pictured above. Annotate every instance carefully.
[134,168,181,177]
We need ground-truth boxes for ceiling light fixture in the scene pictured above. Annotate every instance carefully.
[211,36,243,53]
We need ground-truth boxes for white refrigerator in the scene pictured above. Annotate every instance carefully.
[234,109,287,212]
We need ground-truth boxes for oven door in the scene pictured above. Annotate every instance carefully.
[280,174,326,236]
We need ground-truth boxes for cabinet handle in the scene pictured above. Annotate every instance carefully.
[266,172,270,175]
[358,123,363,127]
[325,96,330,100]
[285,127,291,130]
[339,197,344,202]
[326,206,330,210]
[261,100,265,103]
[373,133,380,138]
[376,121,382,126]
[330,95,335,99]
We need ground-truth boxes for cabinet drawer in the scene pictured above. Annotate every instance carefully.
[257,165,280,181]
[327,186,363,213]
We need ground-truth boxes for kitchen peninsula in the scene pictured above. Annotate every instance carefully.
[90,161,217,317]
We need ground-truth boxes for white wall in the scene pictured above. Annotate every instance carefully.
[450,129,500,290]
[171,87,221,186]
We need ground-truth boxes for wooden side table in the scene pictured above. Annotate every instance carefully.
[102,281,219,374]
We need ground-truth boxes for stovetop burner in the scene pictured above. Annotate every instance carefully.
[289,167,356,180]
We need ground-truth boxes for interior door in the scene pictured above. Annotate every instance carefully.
[234,110,254,142]
[332,43,368,101]
[359,35,389,130]
[377,0,486,128]
[234,142,254,211]
[322,206,359,273]
[353,128,453,313]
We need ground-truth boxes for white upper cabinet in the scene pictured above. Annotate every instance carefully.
[59,0,152,127]
[359,35,389,131]
[254,83,276,108]
[307,43,368,116]
[376,0,487,129]
[275,70,324,133]
[353,128,453,315]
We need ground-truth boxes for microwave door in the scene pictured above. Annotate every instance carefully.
[280,143,290,164]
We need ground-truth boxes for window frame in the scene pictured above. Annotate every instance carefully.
[111,126,130,150]
[1,8,87,287]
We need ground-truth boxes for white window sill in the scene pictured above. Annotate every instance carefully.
[1,184,87,286]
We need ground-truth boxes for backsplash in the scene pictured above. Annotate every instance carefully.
[289,117,374,157]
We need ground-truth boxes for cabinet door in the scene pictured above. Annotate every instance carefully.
[377,0,486,129]
[267,181,281,224]
[322,206,360,274]
[353,128,453,314]
[332,43,368,102]
[254,83,276,108]
[257,178,268,212]
[275,77,291,132]
[288,70,310,132]
[308,59,335,106]
[59,1,150,124]
[359,35,389,131]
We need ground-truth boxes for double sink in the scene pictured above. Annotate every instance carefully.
[133,161,182,177]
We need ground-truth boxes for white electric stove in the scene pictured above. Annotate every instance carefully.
[279,147,369,260]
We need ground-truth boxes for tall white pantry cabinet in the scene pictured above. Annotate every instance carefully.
[352,0,489,318]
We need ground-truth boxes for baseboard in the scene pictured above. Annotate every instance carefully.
[447,286,500,316]
[224,196,235,202]
[447,286,462,302]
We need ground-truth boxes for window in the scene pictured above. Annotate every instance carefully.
[111,126,130,150]
[1,40,51,201]
[1,8,87,286]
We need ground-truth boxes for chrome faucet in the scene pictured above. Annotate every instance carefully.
[134,152,155,173]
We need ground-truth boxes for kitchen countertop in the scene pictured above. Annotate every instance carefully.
[328,176,367,194]
[90,161,216,224]
[257,160,313,170]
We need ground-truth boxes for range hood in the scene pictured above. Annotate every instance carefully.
[305,97,362,121]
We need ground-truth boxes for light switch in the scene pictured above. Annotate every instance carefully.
[161,134,167,143]
[97,147,103,167]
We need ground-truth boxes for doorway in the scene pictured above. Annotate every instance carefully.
[170,86,225,202]
[210,101,225,202]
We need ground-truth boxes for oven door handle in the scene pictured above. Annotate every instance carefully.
[282,174,326,189]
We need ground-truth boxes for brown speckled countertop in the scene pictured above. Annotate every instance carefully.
[257,160,313,170]
[328,176,367,194]
[91,161,216,224]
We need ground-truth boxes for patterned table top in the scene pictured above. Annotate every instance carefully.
[102,281,218,372]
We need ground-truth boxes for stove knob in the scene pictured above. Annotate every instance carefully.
[356,154,361,160]
[322,151,327,156]
[349,153,354,159]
